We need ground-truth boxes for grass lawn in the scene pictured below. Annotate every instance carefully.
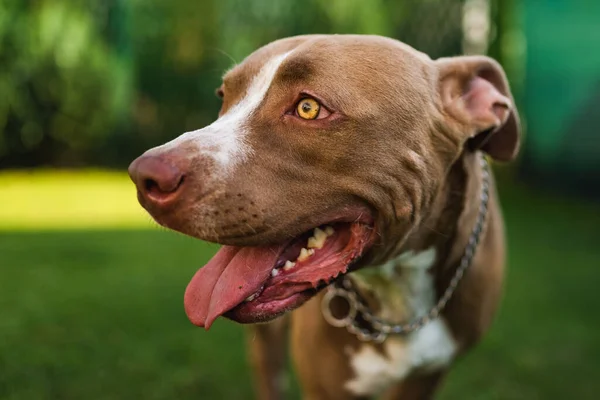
[0,171,599,399]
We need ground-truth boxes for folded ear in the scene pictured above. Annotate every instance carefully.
[436,55,520,161]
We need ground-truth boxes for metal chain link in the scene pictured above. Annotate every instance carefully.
[321,154,491,343]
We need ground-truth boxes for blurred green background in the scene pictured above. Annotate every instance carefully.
[1,0,599,399]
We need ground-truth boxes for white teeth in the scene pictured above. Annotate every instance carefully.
[271,268,279,277]
[245,293,259,302]
[297,248,311,262]
[283,260,296,271]
[324,226,335,237]
[307,227,327,249]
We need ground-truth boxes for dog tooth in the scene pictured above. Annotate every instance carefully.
[245,293,258,302]
[307,236,325,249]
[314,227,327,240]
[271,269,279,277]
[324,226,335,237]
[283,261,296,271]
[298,248,311,262]
[308,248,315,256]
[308,227,327,249]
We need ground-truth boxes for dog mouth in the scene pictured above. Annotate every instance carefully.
[184,218,376,329]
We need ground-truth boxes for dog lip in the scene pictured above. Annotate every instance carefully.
[224,291,314,324]
[206,204,376,248]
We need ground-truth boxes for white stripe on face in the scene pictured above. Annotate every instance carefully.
[151,51,292,174]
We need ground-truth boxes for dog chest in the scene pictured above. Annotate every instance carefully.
[344,319,456,396]
[342,248,458,397]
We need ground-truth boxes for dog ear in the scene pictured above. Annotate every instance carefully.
[436,55,520,161]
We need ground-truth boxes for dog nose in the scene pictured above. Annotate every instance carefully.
[128,155,185,206]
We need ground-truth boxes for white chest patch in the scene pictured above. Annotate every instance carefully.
[344,248,458,397]
[149,51,292,175]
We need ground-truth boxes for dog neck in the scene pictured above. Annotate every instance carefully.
[348,151,487,323]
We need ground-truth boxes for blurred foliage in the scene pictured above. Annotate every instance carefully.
[0,0,470,168]
[0,0,132,167]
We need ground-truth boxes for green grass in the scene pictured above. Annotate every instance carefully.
[0,172,599,399]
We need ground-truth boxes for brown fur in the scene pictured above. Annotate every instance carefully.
[130,34,520,399]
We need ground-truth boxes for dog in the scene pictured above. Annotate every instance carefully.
[128,34,519,399]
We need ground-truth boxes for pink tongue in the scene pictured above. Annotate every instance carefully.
[184,243,284,329]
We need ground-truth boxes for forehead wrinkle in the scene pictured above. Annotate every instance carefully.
[276,57,316,85]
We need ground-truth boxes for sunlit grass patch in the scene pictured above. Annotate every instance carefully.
[0,170,154,230]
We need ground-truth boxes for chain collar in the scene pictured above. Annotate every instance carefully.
[321,154,491,343]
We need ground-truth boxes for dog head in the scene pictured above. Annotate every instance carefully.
[129,35,520,328]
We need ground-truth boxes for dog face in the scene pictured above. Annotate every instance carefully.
[129,34,519,328]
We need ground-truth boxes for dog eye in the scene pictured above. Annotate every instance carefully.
[215,87,224,99]
[296,98,321,120]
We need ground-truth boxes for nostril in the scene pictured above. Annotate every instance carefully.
[144,178,159,194]
[142,174,185,200]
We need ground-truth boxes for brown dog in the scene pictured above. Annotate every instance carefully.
[129,35,519,399]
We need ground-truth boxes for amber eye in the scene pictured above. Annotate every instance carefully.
[296,97,321,120]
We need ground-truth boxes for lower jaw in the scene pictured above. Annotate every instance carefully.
[224,290,316,324]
